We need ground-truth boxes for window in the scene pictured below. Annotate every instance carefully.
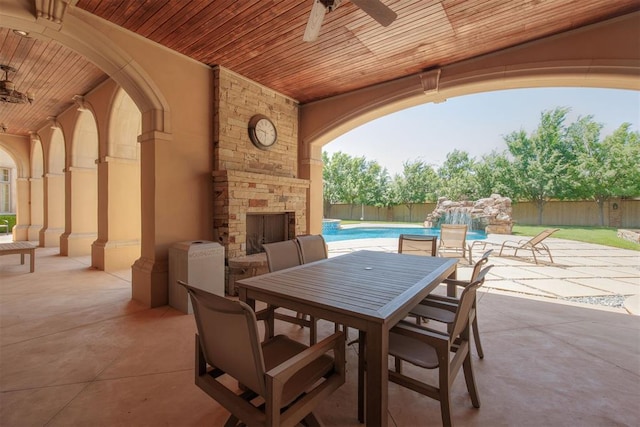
[0,168,10,213]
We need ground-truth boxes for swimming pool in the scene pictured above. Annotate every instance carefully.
[322,226,487,243]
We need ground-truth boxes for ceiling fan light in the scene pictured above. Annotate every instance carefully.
[0,64,33,105]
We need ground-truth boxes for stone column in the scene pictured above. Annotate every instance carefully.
[12,177,30,241]
[40,172,65,247]
[60,166,98,256]
[131,130,172,307]
[91,156,141,271]
[28,177,43,242]
[299,142,323,235]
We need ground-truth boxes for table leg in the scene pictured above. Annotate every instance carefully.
[20,253,25,265]
[446,268,458,297]
[364,324,387,426]
[358,330,365,423]
[29,249,35,273]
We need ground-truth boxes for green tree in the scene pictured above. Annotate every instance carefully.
[322,151,351,217]
[571,121,640,224]
[473,151,514,198]
[436,149,477,200]
[504,107,573,224]
[354,159,389,220]
[322,151,389,219]
[390,160,438,221]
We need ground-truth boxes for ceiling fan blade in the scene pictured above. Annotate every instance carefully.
[303,0,327,42]
[350,0,397,27]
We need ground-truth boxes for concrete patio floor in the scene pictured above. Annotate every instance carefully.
[1,234,638,426]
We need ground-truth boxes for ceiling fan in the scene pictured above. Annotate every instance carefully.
[303,0,397,42]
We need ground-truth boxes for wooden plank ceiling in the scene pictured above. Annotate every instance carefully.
[1,0,638,136]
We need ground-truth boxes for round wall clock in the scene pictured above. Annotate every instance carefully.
[248,114,278,150]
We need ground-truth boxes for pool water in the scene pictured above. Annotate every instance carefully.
[322,226,487,243]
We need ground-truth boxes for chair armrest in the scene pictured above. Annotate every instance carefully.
[417,297,458,311]
[442,278,470,288]
[423,293,459,304]
[391,321,449,351]
[266,331,345,384]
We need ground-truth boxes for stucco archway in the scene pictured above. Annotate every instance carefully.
[298,13,640,234]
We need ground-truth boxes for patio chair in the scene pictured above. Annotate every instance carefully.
[498,228,559,264]
[296,234,328,263]
[179,281,345,427]
[262,239,303,272]
[388,270,485,426]
[262,240,318,344]
[398,234,438,257]
[410,252,493,359]
[438,224,468,262]
[297,234,350,340]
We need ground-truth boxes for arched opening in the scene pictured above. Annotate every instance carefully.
[40,128,66,247]
[60,109,99,256]
[0,148,17,215]
[320,87,639,226]
[91,89,142,271]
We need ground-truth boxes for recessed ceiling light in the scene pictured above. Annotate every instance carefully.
[13,29,30,37]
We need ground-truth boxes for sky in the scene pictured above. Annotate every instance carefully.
[322,87,640,176]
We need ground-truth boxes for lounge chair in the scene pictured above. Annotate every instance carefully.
[438,224,468,262]
[498,228,559,264]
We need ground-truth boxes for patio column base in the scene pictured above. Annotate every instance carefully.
[132,256,169,307]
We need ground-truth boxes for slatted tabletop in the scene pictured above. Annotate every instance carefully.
[237,250,457,426]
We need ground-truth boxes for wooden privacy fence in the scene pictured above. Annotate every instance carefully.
[324,199,640,228]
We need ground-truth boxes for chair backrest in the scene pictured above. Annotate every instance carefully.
[439,224,468,249]
[470,249,493,281]
[526,228,560,247]
[180,281,267,397]
[296,234,328,263]
[450,265,492,339]
[398,234,437,256]
[262,239,302,272]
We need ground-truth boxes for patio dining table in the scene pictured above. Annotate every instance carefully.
[236,249,457,426]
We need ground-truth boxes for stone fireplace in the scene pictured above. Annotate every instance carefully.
[212,170,308,261]
[212,67,309,293]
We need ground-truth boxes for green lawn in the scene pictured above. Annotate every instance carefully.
[512,225,640,251]
[336,220,640,251]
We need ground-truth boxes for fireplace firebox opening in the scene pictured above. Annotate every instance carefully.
[246,212,295,255]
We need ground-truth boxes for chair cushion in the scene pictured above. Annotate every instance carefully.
[389,332,439,369]
[262,335,335,407]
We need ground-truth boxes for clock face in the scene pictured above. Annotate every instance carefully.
[249,114,278,149]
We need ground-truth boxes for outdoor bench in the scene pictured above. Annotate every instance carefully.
[0,242,36,273]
